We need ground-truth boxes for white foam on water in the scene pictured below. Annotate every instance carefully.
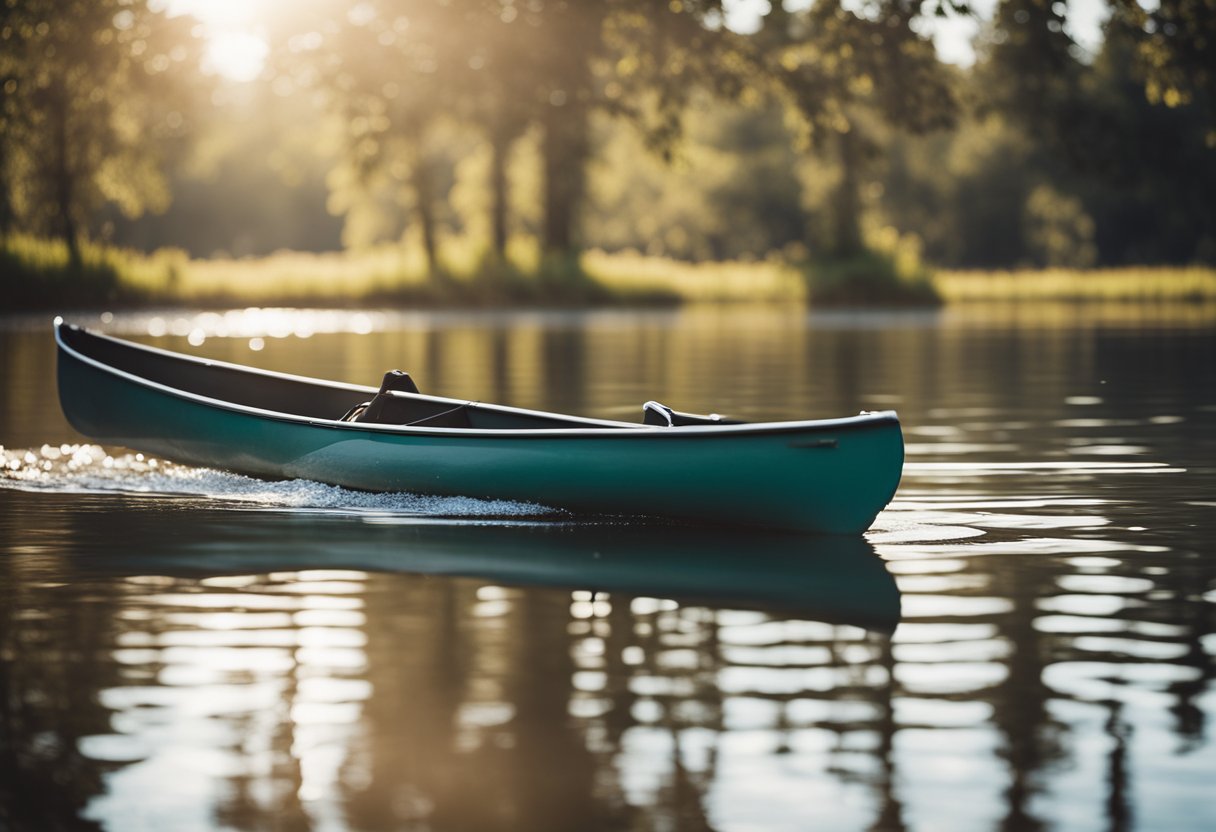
[0,444,563,519]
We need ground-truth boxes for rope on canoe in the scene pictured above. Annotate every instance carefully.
[405,401,480,427]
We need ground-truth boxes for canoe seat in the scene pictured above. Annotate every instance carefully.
[643,401,676,426]
[339,370,471,428]
[341,396,473,428]
[340,371,419,422]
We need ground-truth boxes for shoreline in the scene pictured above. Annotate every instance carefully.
[5,234,1214,312]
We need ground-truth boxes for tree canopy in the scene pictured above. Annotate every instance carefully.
[2,0,1213,274]
[1,0,204,265]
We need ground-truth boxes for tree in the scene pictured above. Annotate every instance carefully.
[509,1,750,258]
[277,1,463,274]
[279,0,543,274]
[527,2,605,258]
[0,0,203,267]
[766,0,959,256]
[873,10,1216,271]
[1109,0,1216,144]
[457,1,537,260]
[282,1,756,266]
[1073,21,1216,263]
[0,1,22,234]
[279,0,959,271]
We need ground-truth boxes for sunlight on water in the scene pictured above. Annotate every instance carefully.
[78,570,374,827]
[856,407,1213,829]
[78,308,392,340]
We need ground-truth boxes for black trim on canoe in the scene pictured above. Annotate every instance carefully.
[54,319,900,440]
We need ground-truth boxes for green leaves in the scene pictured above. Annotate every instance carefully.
[1,0,205,251]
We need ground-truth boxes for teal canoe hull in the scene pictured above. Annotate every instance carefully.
[55,321,903,534]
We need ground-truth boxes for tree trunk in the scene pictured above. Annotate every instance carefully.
[51,91,82,271]
[489,129,510,259]
[413,162,438,276]
[540,100,590,256]
[832,128,863,257]
[0,145,13,236]
[535,2,604,262]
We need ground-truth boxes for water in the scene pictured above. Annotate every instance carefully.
[1,305,1214,831]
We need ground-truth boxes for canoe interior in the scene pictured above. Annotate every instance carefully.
[58,324,641,431]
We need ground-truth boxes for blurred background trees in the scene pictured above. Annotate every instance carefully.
[2,0,1213,279]
[0,0,203,267]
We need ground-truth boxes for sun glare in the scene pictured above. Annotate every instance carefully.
[166,0,270,82]
[203,31,269,83]
[161,0,1107,82]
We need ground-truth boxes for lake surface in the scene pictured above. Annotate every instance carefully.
[2,304,1214,831]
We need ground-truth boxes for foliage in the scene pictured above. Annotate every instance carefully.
[804,248,940,308]
[585,102,809,261]
[745,1,961,257]
[1023,184,1097,269]
[0,232,178,307]
[770,0,959,136]
[102,82,343,258]
[1109,0,1216,144]
[0,0,205,263]
[0,233,677,310]
[3,0,1216,309]
[980,0,1083,150]
[268,0,966,269]
[878,22,1216,269]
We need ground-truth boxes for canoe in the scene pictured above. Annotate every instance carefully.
[54,319,904,533]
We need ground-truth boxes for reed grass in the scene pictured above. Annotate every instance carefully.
[175,248,431,301]
[936,266,1216,302]
[4,233,1213,310]
[582,249,805,303]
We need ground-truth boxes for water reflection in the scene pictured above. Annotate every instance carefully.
[875,487,1215,832]
[6,481,1212,829]
[0,492,900,830]
[56,511,900,630]
[2,306,1214,830]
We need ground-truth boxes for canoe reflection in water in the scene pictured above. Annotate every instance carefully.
[71,508,901,631]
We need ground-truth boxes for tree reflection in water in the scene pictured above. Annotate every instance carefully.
[0,569,113,831]
[0,497,904,830]
[2,488,1214,829]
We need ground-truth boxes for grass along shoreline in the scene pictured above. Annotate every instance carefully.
[3,234,1214,310]
[935,266,1216,303]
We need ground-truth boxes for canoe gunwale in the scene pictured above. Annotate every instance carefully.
[54,319,900,441]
